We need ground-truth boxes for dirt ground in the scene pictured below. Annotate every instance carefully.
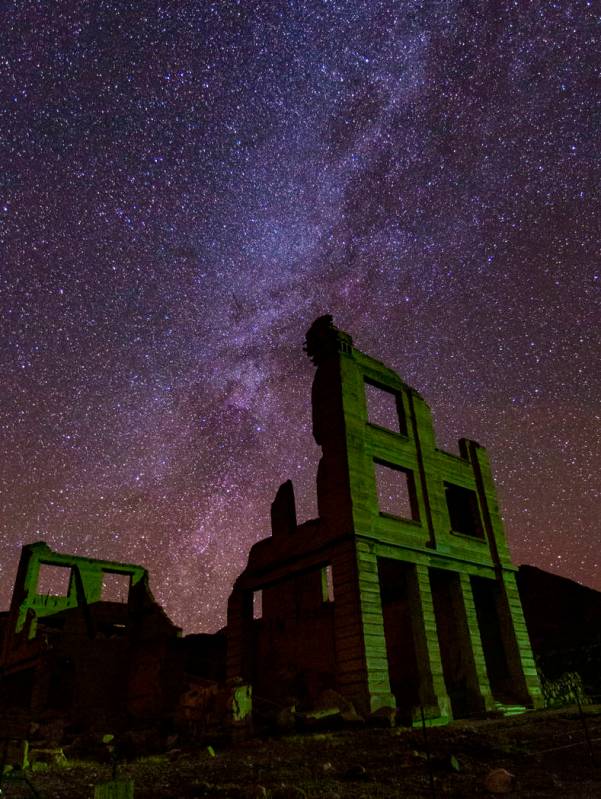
[4,705,601,798]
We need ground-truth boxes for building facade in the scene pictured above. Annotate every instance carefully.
[227,316,543,724]
[0,541,182,724]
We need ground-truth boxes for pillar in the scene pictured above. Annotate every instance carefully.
[496,569,545,708]
[457,573,496,712]
[333,543,395,715]
[408,563,451,725]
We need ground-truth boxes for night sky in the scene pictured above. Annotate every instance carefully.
[1,2,599,633]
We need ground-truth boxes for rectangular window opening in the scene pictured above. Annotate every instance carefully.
[365,379,406,434]
[321,564,334,603]
[36,563,72,597]
[445,483,484,538]
[253,589,263,620]
[374,461,419,521]
[101,571,131,602]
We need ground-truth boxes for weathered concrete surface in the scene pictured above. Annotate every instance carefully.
[0,542,183,726]
[228,316,543,724]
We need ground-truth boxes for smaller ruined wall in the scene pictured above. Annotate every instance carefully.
[0,542,185,729]
[6,542,147,638]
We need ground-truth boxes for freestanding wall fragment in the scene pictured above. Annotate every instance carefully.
[227,316,543,724]
[0,541,182,725]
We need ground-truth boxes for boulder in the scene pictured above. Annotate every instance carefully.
[484,768,515,794]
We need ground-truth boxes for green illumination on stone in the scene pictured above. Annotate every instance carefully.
[227,317,543,725]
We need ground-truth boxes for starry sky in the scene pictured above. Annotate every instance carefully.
[1,1,599,632]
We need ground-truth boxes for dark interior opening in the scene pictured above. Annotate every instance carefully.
[471,576,512,700]
[445,483,484,538]
[429,568,473,718]
[378,558,419,720]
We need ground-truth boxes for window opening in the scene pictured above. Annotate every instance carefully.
[365,380,406,434]
[101,571,131,602]
[36,563,72,597]
[374,461,419,520]
[445,483,484,538]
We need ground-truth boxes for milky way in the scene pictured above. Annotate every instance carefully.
[1,1,599,631]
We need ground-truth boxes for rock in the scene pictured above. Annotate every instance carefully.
[430,753,461,772]
[29,747,67,767]
[368,706,396,727]
[301,706,341,726]
[275,705,296,732]
[64,732,110,761]
[271,786,307,799]
[340,707,364,724]
[316,690,363,723]
[484,768,515,794]
[241,785,269,799]
[300,689,364,729]
[189,782,216,797]
[120,728,162,758]
[31,718,65,745]
[343,764,369,780]
[314,689,353,713]
[242,787,269,799]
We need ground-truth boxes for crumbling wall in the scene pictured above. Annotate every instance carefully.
[0,542,183,728]
[251,566,337,707]
[228,317,544,725]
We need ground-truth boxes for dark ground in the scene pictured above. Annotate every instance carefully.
[5,705,601,798]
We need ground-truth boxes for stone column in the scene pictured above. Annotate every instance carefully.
[496,569,545,708]
[408,563,451,725]
[457,573,496,712]
[355,544,396,713]
[332,542,395,715]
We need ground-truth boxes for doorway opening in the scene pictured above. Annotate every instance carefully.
[471,576,513,700]
[429,568,473,717]
[377,558,419,720]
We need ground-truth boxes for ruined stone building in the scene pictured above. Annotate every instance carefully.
[227,316,543,724]
[4,317,578,734]
[0,542,186,726]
